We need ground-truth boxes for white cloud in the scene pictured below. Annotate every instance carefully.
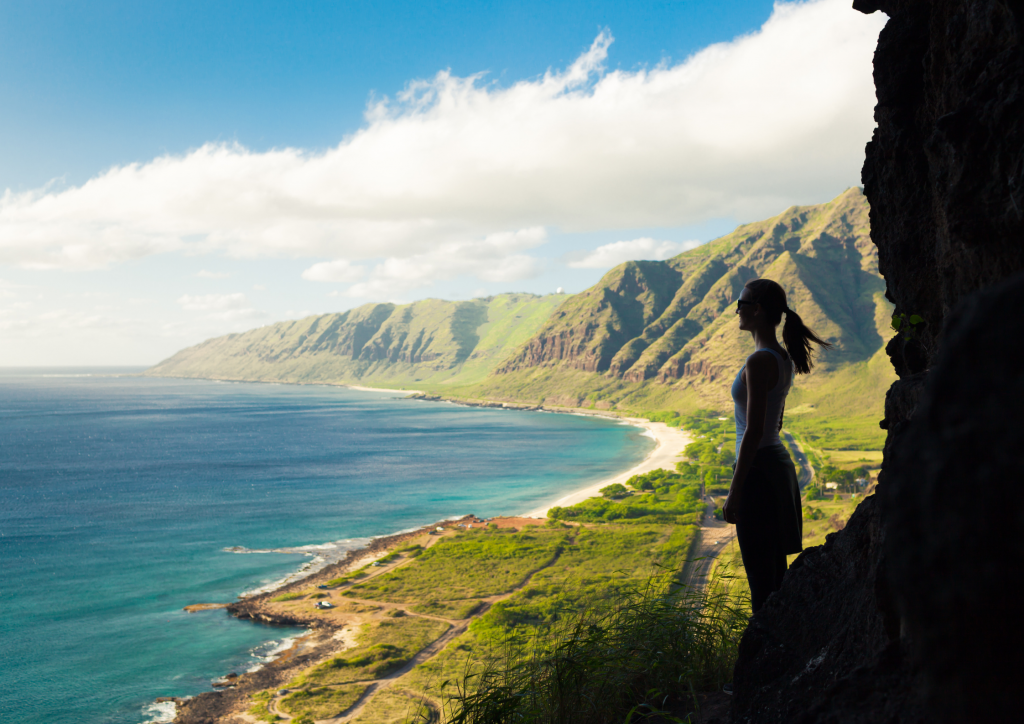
[344,227,546,299]
[0,0,884,302]
[176,292,265,321]
[197,269,231,278]
[568,237,702,269]
[301,259,366,283]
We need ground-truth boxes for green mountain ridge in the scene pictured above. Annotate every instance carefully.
[148,188,894,448]
[147,293,565,388]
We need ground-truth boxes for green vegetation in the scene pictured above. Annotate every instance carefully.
[411,600,483,619]
[816,464,871,494]
[598,483,628,498]
[400,523,704,708]
[271,591,305,603]
[280,684,369,719]
[345,529,564,603]
[292,617,451,687]
[326,569,369,587]
[146,293,564,389]
[349,689,437,724]
[548,468,703,524]
[446,569,748,724]
[248,692,280,722]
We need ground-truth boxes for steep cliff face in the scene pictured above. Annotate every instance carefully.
[732,2,1024,722]
[498,188,885,394]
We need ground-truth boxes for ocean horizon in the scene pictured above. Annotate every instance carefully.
[0,368,654,723]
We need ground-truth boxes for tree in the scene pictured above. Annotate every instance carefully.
[600,483,629,499]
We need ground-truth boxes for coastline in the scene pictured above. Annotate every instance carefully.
[521,419,694,517]
[165,380,695,722]
[205,387,696,602]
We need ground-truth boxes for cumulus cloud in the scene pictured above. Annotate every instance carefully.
[344,227,546,299]
[568,237,702,269]
[176,292,265,321]
[301,259,366,283]
[0,0,884,291]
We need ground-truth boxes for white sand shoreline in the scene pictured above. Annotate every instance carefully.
[345,384,423,395]
[521,419,694,518]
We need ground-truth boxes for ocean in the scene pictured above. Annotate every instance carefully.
[0,369,654,723]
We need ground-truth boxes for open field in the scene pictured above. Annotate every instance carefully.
[821,449,884,466]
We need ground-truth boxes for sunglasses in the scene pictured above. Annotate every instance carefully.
[736,299,757,308]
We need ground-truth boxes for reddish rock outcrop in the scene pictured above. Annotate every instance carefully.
[732,2,1024,722]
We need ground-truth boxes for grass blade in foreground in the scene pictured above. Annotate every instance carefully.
[444,565,749,724]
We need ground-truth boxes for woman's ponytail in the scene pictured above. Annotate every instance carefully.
[781,305,831,374]
[744,278,832,374]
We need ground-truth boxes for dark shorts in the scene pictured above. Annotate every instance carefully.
[739,443,803,555]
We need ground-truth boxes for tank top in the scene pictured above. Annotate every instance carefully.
[731,347,793,456]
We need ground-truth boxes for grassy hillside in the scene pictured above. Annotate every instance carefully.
[461,188,893,448]
[148,189,894,449]
[491,188,884,390]
[147,293,564,388]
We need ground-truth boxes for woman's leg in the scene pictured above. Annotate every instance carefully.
[772,550,788,594]
[736,517,780,614]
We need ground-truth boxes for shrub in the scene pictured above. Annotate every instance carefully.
[445,568,749,724]
[271,591,304,602]
[599,483,629,499]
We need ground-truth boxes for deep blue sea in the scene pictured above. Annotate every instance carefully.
[0,369,653,723]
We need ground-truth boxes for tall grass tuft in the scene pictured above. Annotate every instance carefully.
[444,563,749,724]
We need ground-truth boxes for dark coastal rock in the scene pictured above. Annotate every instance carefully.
[732,1,1024,722]
[732,495,924,723]
[883,273,1024,722]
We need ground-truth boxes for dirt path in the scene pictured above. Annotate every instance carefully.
[266,538,570,723]
[781,429,814,488]
[319,540,570,722]
[682,500,737,590]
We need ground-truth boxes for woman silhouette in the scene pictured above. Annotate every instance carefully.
[723,279,831,613]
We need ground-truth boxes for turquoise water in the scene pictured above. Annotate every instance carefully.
[0,369,653,723]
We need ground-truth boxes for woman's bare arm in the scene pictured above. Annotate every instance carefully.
[724,351,777,524]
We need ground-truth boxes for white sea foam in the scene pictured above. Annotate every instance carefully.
[229,537,374,597]
[229,516,471,598]
[246,635,305,673]
[140,700,177,723]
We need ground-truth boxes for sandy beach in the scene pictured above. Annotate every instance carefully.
[521,419,694,518]
[345,384,422,395]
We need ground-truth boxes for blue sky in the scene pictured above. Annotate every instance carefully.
[1,0,779,190]
[0,0,886,365]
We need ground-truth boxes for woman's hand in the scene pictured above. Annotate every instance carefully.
[723,491,741,524]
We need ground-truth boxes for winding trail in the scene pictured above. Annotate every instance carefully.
[267,536,571,723]
[781,429,814,488]
[682,500,737,590]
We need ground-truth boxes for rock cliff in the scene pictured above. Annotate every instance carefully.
[731,1,1024,722]
[496,189,884,389]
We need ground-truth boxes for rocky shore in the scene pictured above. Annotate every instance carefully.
[170,514,483,723]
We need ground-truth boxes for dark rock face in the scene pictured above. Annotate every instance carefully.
[883,273,1024,722]
[733,495,923,723]
[732,1,1024,722]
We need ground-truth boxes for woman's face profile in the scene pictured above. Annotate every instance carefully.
[736,286,758,331]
